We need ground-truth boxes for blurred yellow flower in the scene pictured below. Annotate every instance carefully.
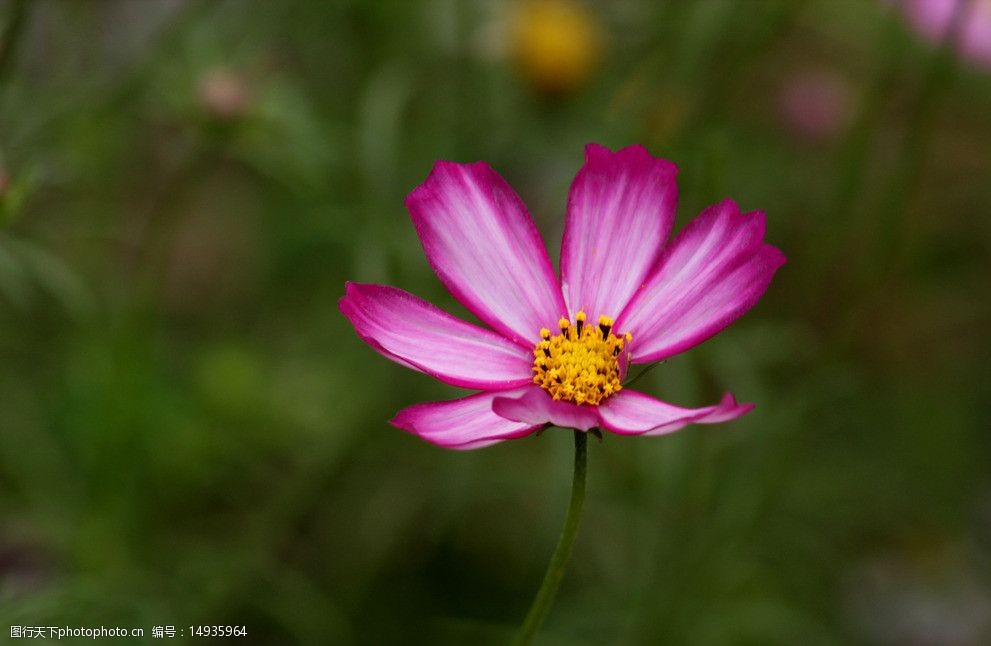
[512,0,603,96]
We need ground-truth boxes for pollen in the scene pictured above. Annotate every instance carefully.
[532,310,629,406]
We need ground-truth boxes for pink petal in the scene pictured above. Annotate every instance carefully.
[597,390,753,436]
[902,0,991,68]
[616,200,786,364]
[390,388,540,450]
[560,143,678,320]
[903,0,957,43]
[491,386,600,431]
[339,282,534,390]
[406,161,567,345]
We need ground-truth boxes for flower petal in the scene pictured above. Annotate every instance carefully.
[560,143,679,320]
[905,0,991,68]
[491,386,600,431]
[406,161,567,345]
[616,200,786,363]
[597,390,753,436]
[390,388,539,450]
[339,282,534,390]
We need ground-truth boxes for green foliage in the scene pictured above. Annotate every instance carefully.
[1,1,989,644]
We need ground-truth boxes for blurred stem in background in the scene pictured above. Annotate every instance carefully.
[871,0,969,275]
[831,0,966,297]
[0,0,28,81]
[514,430,587,645]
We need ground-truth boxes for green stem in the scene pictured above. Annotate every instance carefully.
[513,431,588,646]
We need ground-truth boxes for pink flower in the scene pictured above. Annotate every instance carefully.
[777,70,853,142]
[340,144,786,450]
[898,0,991,69]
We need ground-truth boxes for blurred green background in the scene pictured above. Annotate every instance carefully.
[1,0,989,644]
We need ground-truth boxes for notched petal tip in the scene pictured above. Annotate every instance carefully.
[717,197,741,216]
[583,141,613,162]
[390,407,449,447]
[714,392,756,421]
[337,284,362,322]
[597,389,753,436]
[583,142,678,176]
[763,244,788,269]
[338,280,356,304]
[388,408,422,437]
[404,159,493,208]
[387,410,408,431]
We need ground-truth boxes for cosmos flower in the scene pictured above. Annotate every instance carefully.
[340,144,785,449]
[897,0,991,69]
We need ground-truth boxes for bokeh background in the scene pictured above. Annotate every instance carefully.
[1,0,990,644]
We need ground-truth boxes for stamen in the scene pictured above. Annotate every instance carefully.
[532,313,628,406]
[598,315,613,338]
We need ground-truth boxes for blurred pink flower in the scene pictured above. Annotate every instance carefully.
[778,70,854,142]
[340,145,785,449]
[898,0,991,68]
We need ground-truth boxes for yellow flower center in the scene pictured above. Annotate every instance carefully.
[532,311,630,406]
